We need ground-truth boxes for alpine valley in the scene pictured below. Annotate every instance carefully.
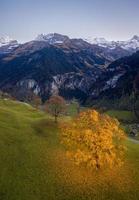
[0,33,139,102]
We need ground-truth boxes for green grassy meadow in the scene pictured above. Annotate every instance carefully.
[106,110,139,139]
[106,110,137,123]
[0,99,139,200]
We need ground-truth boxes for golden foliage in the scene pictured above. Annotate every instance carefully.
[60,109,126,169]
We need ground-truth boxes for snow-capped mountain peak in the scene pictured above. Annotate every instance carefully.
[94,37,108,44]
[0,36,11,44]
[131,35,139,41]
[85,37,108,44]
[35,33,69,44]
[0,36,18,47]
[0,36,19,54]
[119,35,139,50]
[84,35,139,50]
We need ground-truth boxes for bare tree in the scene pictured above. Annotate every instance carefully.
[45,95,66,123]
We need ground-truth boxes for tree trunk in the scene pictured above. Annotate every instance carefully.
[55,115,58,123]
[95,155,100,170]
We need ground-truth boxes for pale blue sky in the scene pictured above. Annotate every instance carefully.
[0,0,139,42]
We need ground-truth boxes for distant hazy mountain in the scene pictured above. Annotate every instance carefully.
[84,35,139,51]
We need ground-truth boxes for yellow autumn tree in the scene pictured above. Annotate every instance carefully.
[60,109,126,169]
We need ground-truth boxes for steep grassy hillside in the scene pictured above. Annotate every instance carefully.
[0,99,139,200]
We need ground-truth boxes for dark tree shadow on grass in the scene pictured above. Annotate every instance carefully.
[32,119,59,138]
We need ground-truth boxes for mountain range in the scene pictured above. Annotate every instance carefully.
[1,33,139,56]
[0,33,139,102]
[84,35,139,51]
